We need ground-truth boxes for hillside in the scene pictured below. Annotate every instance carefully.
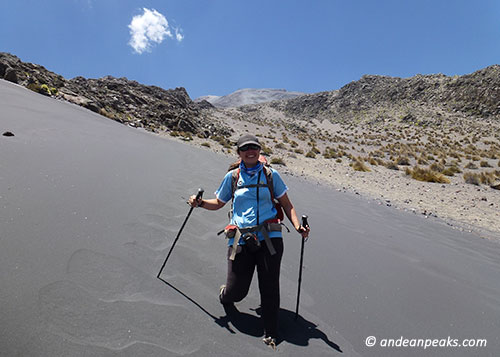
[1,51,500,239]
[263,67,500,122]
[0,52,229,138]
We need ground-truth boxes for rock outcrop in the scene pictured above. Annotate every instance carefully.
[267,66,500,123]
[0,52,230,137]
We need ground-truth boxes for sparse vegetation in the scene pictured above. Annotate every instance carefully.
[270,157,286,166]
[465,162,478,169]
[305,150,317,158]
[406,166,450,184]
[385,161,399,170]
[463,172,481,185]
[7,51,500,236]
[351,160,371,172]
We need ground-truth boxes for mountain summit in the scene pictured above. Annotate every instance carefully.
[195,88,305,108]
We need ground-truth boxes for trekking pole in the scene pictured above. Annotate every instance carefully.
[157,188,204,278]
[295,215,309,320]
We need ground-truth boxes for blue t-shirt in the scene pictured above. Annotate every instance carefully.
[215,165,288,246]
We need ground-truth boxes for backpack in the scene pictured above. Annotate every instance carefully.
[228,155,284,222]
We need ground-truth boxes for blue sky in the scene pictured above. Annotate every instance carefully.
[1,0,499,99]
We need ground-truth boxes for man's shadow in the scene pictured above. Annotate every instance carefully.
[215,305,342,353]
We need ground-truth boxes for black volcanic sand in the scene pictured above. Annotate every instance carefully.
[1,79,499,356]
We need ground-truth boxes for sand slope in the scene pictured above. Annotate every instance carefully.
[1,79,499,356]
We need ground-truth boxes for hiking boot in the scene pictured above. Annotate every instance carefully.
[219,285,226,304]
[262,336,277,350]
[219,285,234,305]
[219,285,237,314]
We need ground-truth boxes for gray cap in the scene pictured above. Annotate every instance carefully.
[236,134,261,149]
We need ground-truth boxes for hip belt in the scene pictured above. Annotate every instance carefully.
[224,220,282,260]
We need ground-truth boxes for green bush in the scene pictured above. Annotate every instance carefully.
[39,84,51,96]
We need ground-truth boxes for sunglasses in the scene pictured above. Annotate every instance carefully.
[239,144,261,152]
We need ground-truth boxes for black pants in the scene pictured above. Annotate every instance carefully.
[220,238,284,338]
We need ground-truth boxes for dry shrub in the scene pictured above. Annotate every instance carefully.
[323,147,338,159]
[352,160,371,172]
[396,156,411,165]
[385,161,399,170]
[465,162,478,169]
[480,160,492,168]
[407,166,450,184]
[270,157,286,166]
[429,162,444,173]
[442,166,461,176]
[417,157,428,165]
[463,172,481,185]
[306,150,316,158]
[480,171,500,185]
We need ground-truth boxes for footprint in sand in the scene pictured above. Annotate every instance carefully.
[38,247,219,352]
[66,249,183,304]
[38,280,205,354]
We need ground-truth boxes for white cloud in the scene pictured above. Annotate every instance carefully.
[175,28,184,42]
[128,8,183,54]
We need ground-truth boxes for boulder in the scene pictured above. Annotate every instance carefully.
[4,68,18,83]
[0,62,8,77]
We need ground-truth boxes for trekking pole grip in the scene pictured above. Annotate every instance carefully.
[195,188,204,205]
[302,215,309,229]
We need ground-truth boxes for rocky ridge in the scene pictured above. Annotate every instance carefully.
[262,66,500,124]
[0,52,229,138]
